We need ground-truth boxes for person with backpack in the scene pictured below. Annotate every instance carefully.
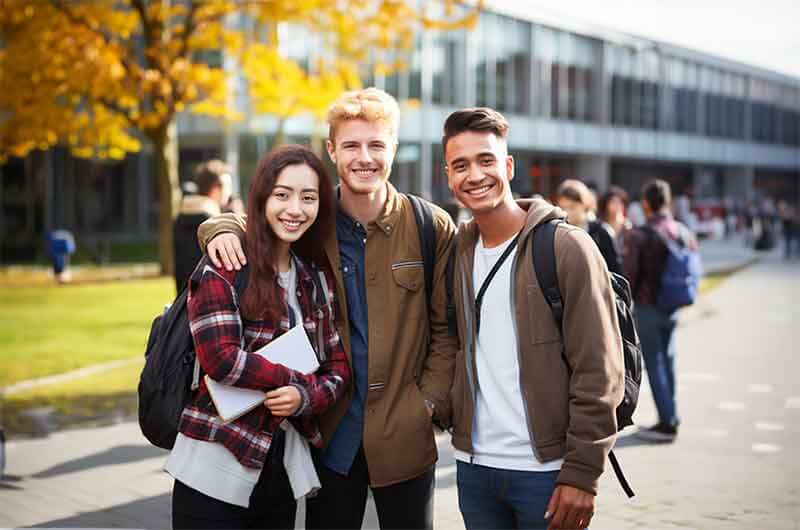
[442,108,624,530]
[624,178,699,443]
[555,179,625,276]
[164,145,350,529]
[195,88,457,530]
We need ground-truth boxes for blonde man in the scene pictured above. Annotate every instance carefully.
[197,88,457,530]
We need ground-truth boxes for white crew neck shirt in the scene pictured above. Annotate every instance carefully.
[454,234,563,472]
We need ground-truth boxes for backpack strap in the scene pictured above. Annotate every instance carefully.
[407,194,437,312]
[307,265,332,363]
[532,220,636,498]
[233,264,251,298]
[192,264,250,391]
[608,450,635,498]
[532,219,565,332]
[641,223,681,254]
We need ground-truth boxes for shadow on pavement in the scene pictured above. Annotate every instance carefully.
[37,493,170,528]
[32,444,167,479]
[613,433,673,449]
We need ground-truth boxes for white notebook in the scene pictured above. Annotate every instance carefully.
[205,324,320,423]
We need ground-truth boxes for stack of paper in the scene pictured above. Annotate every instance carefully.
[205,324,320,423]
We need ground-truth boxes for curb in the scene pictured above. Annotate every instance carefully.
[0,357,142,397]
[702,255,760,277]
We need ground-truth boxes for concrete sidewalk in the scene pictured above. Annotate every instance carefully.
[697,234,762,275]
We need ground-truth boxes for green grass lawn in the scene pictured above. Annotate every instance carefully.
[0,276,175,387]
[1,360,143,436]
[0,263,740,437]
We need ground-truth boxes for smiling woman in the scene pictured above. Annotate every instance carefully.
[264,164,321,270]
[164,144,350,528]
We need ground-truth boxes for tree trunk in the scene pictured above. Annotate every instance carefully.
[150,120,180,275]
[272,117,287,148]
[310,119,326,159]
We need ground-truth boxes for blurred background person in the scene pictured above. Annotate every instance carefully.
[556,179,623,276]
[45,229,76,284]
[625,179,698,443]
[778,201,798,259]
[598,186,631,236]
[173,159,233,293]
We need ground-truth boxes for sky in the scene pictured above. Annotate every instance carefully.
[494,0,800,79]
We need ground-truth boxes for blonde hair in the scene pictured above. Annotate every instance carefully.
[326,87,400,143]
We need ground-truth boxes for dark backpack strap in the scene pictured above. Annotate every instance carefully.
[408,194,437,312]
[232,264,250,298]
[532,219,565,332]
[475,231,521,335]
[533,223,637,498]
[609,450,636,498]
[306,264,329,308]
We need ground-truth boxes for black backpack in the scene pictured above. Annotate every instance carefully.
[532,219,642,498]
[138,261,250,450]
[407,194,440,312]
[407,194,465,340]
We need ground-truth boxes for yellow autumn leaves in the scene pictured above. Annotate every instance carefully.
[1,0,479,163]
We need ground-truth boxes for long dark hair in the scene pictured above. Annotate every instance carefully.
[240,144,335,321]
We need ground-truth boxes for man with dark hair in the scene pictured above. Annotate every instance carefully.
[173,159,232,292]
[624,178,696,442]
[443,107,624,530]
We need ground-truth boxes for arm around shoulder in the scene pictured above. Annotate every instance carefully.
[197,213,248,253]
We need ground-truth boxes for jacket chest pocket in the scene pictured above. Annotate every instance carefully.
[525,285,562,345]
[390,260,425,325]
[391,260,424,292]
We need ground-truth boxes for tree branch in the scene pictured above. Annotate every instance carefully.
[130,0,152,51]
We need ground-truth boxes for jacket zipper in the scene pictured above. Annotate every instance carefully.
[510,233,543,462]
[459,245,479,464]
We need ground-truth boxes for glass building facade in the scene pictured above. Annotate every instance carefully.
[2,4,799,261]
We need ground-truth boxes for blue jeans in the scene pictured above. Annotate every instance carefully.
[457,461,561,530]
[635,304,679,426]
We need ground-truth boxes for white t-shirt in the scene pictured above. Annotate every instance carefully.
[454,234,563,472]
[165,262,302,507]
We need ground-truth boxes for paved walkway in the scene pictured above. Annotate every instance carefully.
[3,249,797,529]
[697,234,762,275]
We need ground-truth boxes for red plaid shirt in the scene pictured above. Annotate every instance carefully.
[180,255,350,469]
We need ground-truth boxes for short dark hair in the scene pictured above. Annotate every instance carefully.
[442,107,509,155]
[641,179,672,212]
[194,159,231,195]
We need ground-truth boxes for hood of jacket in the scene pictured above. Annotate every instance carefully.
[457,198,567,252]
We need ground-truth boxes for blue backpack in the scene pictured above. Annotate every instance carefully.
[642,224,702,313]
